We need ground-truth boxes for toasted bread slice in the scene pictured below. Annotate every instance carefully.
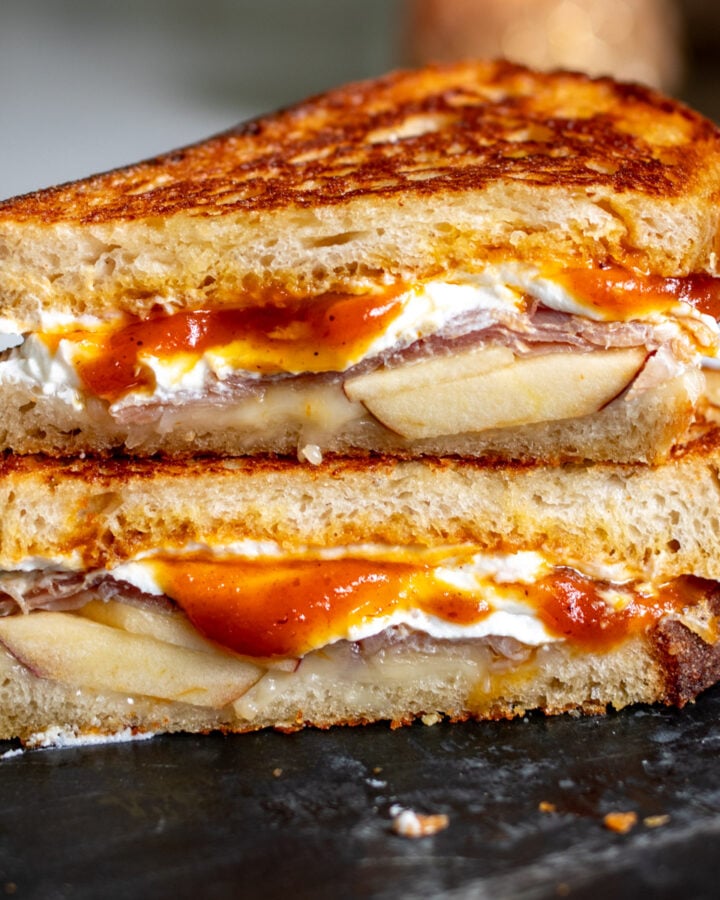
[1,429,720,580]
[0,61,718,465]
[1,61,720,324]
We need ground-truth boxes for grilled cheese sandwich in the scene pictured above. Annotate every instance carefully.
[0,437,720,742]
[1,61,720,461]
[2,61,720,744]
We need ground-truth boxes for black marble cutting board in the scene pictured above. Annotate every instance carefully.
[2,687,720,899]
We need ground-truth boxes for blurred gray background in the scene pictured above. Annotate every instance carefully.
[0,0,718,200]
[0,0,401,199]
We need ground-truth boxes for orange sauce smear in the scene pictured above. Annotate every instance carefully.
[65,288,406,402]
[149,556,701,659]
[529,570,656,649]
[530,571,713,649]
[150,557,489,658]
[558,267,720,320]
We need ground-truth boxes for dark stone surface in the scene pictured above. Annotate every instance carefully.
[2,687,720,899]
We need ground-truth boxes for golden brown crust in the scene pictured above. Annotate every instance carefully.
[2,61,717,223]
[1,426,720,577]
[1,61,720,325]
[655,585,720,705]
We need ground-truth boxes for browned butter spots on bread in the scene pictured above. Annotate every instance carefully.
[1,425,720,573]
[0,61,717,225]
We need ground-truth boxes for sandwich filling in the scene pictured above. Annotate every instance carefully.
[112,547,716,657]
[0,541,716,720]
[1,263,718,455]
[0,544,713,658]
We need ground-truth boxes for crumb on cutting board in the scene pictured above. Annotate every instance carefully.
[603,811,638,834]
[643,814,670,828]
[390,805,450,837]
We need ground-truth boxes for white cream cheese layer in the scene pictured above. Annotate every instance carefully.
[1,333,84,409]
[111,548,556,652]
[0,264,714,410]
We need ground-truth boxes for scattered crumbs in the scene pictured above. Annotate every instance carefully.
[538,801,557,814]
[272,768,283,778]
[372,766,383,775]
[643,814,670,829]
[389,805,450,838]
[25,726,156,750]
[367,778,387,789]
[4,882,17,895]
[555,883,570,897]
[421,713,442,727]
[603,811,638,834]
[1,748,23,760]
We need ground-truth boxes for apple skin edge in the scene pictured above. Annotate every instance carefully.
[343,347,647,440]
[0,612,263,709]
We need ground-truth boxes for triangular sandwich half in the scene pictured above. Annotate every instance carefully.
[0,61,719,462]
[0,437,719,743]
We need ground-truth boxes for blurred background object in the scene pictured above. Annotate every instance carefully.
[404,0,683,92]
[0,0,401,199]
[0,0,718,201]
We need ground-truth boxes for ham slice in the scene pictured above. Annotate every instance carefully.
[110,304,698,427]
[0,569,170,617]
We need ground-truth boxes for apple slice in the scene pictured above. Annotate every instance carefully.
[0,612,262,708]
[344,347,646,439]
[77,598,220,653]
[345,345,515,401]
[77,598,298,671]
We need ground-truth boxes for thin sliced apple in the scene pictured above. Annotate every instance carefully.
[344,347,646,439]
[0,612,262,708]
[77,599,297,671]
[77,598,220,653]
[344,345,515,401]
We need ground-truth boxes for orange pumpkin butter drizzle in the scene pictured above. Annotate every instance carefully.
[530,571,714,649]
[558,267,720,319]
[66,288,407,402]
[149,557,489,658]
[147,556,697,660]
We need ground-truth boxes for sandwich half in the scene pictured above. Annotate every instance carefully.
[0,61,719,462]
[1,433,720,744]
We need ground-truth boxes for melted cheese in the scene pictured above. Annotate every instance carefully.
[108,547,677,660]
[1,264,716,411]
